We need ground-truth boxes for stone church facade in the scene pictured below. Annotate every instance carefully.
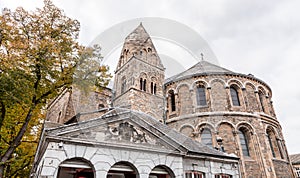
[31,24,294,178]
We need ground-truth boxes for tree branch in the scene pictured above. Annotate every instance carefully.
[0,101,5,131]
[9,155,33,177]
[35,81,71,105]
[0,106,33,165]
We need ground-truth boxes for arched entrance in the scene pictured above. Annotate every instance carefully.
[149,165,175,178]
[57,158,95,178]
[107,161,139,178]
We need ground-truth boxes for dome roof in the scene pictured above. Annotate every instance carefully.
[165,60,235,84]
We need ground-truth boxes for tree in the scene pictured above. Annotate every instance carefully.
[0,1,111,177]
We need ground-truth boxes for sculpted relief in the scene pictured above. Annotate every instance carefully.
[105,122,148,143]
[66,121,163,147]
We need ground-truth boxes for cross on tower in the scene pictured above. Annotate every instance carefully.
[200,53,204,61]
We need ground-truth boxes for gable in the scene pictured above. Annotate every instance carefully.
[45,110,180,152]
[45,108,230,158]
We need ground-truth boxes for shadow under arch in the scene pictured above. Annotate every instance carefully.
[57,157,95,178]
[149,165,175,178]
[107,161,139,178]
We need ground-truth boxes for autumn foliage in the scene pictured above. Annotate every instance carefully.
[0,0,111,177]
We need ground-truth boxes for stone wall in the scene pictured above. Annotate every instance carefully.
[113,88,164,120]
[273,159,295,178]
[46,87,112,124]
[35,140,240,178]
[46,89,71,124]
[183,158,240,177]
[113,52,165,119]
[165,74,294,177]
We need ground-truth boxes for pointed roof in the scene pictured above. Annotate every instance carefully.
[116,23,164,71]
[44,107,237,159]
[125,23,150,43]
[165,60,235,84]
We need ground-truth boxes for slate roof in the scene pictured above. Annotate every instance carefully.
[165,60,235,84]
[45,107,238,160]
[126,108,231,157]
[290,154,300,164]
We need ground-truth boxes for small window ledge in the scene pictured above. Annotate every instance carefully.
[196,105,209,109]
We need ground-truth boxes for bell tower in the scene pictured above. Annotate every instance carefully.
[113,23,165,120]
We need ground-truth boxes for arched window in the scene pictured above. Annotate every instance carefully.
[201,128,213,147]
[57,158,94,178]
[151,82,153,94]
[98,104,105,110]
[230,86,240,106]
[238,129,250,156]
[266,128,284,159]
[258,91,265,112]
[150,82,154,94]
[169,90,176,112]
[267,129,276,158]
[277,139,285,159]
[140,78,143,90]
[149,165,175,178]
[121,77,126,94]
[107,162,138,178]
[196,85,207,106]
[150,82,157,95]
[140,78,146,91]
[143,79,146,91]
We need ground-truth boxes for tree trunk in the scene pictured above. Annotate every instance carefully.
[0,107,33,178]
[0,165,4,178]
[0,101,5,131]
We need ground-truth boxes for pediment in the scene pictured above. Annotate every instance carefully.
[46,110,181,152]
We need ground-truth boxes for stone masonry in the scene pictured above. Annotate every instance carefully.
[164,62,295,177]
[35,23,295,178]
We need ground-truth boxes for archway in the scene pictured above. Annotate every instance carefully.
[107,161,139,178]
[149,165,175,178]
[57,158,95,178]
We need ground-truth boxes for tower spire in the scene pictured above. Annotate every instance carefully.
[116,23,164,72]
[113,24,165,120]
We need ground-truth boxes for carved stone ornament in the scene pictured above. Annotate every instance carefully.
[105,121,148,143]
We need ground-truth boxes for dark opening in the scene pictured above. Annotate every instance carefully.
[238,129,250,156]
[143,79,146,91]
[230,86,240,106]
[107,162,138,178]
[57,158,94,178]
[201,128,213,147]
[259,91,265,112]
[149,166,175,178]
[196,85,207,106]
[169,91,176,112]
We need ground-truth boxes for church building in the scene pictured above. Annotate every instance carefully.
[31,24,294,178]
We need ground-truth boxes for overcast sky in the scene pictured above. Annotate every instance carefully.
[1,0,300,154]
